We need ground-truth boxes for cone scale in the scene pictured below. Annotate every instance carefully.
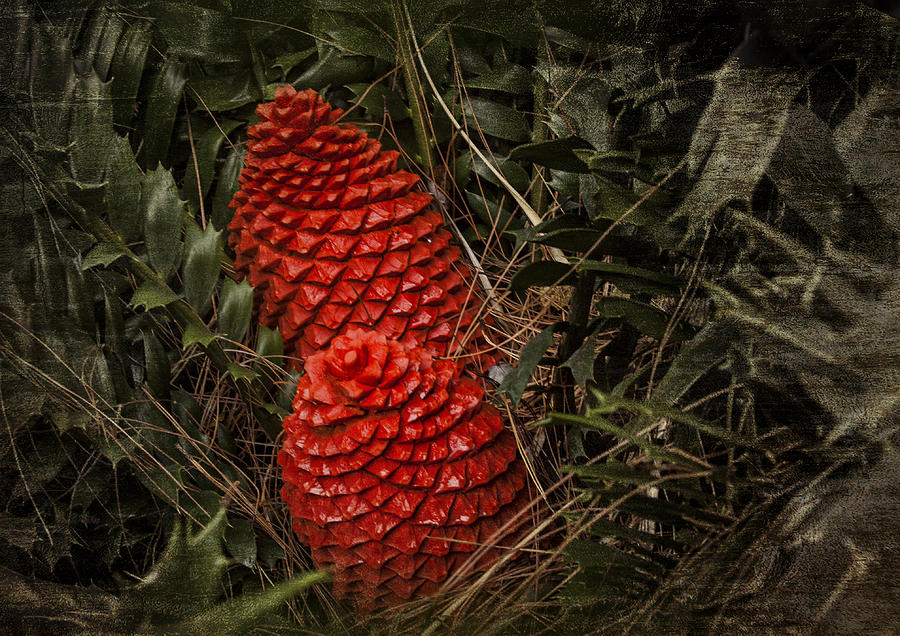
[229,86,529,609]
[279,329,529,609]
[228,86,492,372]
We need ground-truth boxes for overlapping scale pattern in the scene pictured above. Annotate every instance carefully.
[278,329,529,609]
[230,86,530,609]
[228,85,491,371]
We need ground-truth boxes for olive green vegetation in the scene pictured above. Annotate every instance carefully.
[1,0,898,633]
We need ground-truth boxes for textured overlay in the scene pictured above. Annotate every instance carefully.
[230,86,528,609]
[279,329,529,608]
[228,86,492,371]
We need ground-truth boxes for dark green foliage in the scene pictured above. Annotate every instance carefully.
[0,504,326,634]
[118,506,327,634]
[1,4,326,628]
[1,0,897,632]
[504,4,899,631]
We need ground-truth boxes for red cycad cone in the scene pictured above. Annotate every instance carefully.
[278,329,529,610]
[228,85,492,371]
[230,87,532,609]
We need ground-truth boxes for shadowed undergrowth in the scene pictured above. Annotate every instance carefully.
[0,0,898,633]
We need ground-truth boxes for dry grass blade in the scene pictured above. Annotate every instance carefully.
[399,2,568,265]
